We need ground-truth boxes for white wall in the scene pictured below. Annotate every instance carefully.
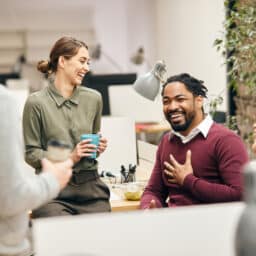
[155,0,227,111]
[0,0,94,30]
[0,0,157,74]
[126,0,157,73]
[0,0,227,110]
[89,0,128,73]
[90,0,157,73]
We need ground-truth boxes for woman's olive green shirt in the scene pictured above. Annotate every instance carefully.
[23,83,102,173]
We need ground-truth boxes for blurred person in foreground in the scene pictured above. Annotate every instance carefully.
[140,73,249,209]
[22,37,110,218]
[0,85,72,256]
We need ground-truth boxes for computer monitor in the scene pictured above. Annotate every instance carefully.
[108,85,164,123]
[82,72,137,115]
[0,72,20,85]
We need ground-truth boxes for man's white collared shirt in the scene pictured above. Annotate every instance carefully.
[172,115,213,144]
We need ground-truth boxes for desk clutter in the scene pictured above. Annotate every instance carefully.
[120,164,136,183]
[98,140,156,210]
[100,164,137,184]
[100,164,146,201]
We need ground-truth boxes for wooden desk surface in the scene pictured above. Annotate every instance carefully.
[135,122,170,134]
[109,185,141,212]
[110,199,140,212]
[106,140,155,212]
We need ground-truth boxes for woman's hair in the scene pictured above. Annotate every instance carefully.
[37,36,88,76]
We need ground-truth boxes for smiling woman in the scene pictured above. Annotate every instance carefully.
[37,37,89,88]
[22,36,111,218]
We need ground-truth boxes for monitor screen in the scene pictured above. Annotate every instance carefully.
[0,73,20,85]
[82,72,137,115]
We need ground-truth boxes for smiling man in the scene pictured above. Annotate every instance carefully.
[140,73,249,209]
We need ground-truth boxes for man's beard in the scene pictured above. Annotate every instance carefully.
[167,111,195,132]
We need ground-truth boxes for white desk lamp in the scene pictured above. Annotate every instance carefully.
[133,60,167,101]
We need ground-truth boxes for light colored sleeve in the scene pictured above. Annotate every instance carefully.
[0,87,60,217]
[22,95,47,170]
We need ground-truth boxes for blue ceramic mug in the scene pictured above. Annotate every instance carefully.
[80,134,100,159]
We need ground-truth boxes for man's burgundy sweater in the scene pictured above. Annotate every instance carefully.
[140,123,249,208]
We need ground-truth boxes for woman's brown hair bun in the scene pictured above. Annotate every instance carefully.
[37,60,51,74]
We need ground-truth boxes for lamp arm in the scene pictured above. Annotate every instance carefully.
[153,60,167,83]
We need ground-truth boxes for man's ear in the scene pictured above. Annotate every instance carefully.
[58,56,65,69]
[196,95,204,109]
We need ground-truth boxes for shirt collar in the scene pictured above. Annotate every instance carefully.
[197,114,213,138]
[170,115,213,143]
[47,81,79,107]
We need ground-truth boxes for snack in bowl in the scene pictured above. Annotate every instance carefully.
[124,190,142,201]
[122,182,145,201]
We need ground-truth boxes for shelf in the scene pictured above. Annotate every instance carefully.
[0,29,96,69]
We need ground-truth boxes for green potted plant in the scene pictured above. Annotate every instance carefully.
[214,0,256,157]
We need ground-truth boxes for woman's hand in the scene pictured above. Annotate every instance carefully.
[70,139,97,164]
[97,135,108,155]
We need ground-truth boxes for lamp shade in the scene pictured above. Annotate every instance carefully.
[133,60,166,101]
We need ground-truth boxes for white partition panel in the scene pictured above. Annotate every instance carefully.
[33,202,244,256]
[98,116,137,174]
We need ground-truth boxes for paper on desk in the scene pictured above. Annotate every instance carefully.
[110,190,122,201]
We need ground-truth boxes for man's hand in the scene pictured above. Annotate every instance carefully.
[145,199,157,209]
[41,158,73,190]
[164,150,193,186]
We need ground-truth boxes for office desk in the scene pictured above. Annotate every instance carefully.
[110,199,139,212]
[107,140,156,212]
[108,184,141,212]
[136,122,170,143]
